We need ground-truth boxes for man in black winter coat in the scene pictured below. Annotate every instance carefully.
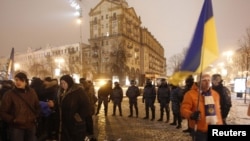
[212,74,232,125]
[142,79,156,121]
[126,80,140,118]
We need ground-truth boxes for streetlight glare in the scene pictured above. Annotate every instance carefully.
[77,18,82,24]
[74,11,80,17]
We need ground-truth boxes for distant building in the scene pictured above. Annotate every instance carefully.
[88,0,166,85]
[0,0,167,86]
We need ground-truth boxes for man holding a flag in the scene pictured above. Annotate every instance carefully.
[181,73,222,141]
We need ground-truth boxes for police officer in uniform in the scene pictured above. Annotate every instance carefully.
[126,80,140,118]
[142,79,156,121]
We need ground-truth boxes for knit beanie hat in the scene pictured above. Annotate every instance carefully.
[60,75,74,88]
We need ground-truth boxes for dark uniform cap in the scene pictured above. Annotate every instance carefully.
[130,80,135,84]
[185,75,194,84]
[161,78,166,82]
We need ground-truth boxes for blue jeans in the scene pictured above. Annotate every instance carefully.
[10,126,37,141]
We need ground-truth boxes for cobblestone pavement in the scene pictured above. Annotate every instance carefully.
[93,96,191,141]
[93,93,250,141]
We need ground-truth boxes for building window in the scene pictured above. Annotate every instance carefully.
[101,15,103,20]
[94,17,97,24]
[113,13,116,20]
[106,14,109,19]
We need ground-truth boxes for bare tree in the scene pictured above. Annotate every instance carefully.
[235,28,250,76]
[167,48,187,75]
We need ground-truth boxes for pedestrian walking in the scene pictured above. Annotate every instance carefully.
[211,74,232,125]
[95,80,112,116]
[156,78,170,123]
[181,73,223,141]
[142,79,156,121]
[110,82,123,116]
[0,72,40,141]
[126,80,140,118]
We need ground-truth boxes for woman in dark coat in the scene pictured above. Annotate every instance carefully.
[56,75,91,141]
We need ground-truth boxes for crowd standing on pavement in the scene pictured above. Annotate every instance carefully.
[0,71,235,141]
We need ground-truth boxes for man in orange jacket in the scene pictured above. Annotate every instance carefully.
[181,73,223,141]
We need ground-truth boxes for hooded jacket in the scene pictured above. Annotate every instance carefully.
[57,84,91,141]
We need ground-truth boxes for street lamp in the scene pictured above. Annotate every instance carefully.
[14,63,20,71]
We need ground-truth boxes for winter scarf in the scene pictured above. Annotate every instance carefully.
[203,90,217,124]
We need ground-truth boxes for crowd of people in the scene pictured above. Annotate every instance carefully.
[0,72,233,141]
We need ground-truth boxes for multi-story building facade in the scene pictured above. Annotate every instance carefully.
[88,0,166,85]
[0,0,166,86]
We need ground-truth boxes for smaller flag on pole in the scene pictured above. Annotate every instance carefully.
[169,0,219,85]
[7,47,14,80]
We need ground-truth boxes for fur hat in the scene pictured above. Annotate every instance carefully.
[60,75,74,88]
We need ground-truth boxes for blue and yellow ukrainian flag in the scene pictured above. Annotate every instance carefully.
[169,0,219,85]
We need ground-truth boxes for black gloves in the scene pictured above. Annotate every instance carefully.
[190,111,201,121]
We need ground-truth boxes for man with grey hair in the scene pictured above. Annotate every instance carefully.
[181,73,223,141]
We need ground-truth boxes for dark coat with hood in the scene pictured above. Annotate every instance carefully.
[57,76,91,141]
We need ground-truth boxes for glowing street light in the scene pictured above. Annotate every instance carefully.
[14,63,20,71]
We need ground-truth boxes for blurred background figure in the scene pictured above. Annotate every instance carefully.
[79,78,97,141]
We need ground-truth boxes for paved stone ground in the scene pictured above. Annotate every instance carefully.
[93,93,250,141]
[93,96,192,141]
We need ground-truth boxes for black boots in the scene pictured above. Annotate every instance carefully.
[128,108,133,117]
